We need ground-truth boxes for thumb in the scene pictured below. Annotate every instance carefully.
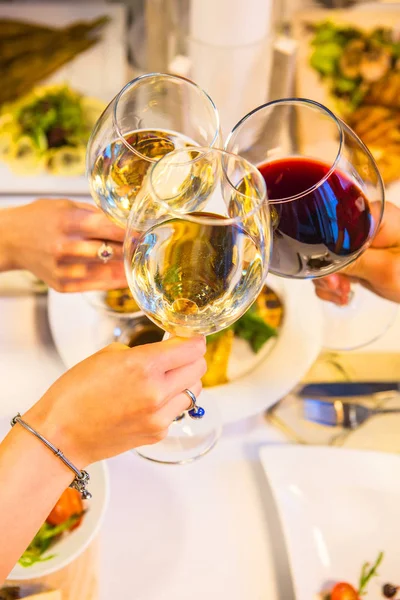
[342,248,387,284]
[342,248,400,302]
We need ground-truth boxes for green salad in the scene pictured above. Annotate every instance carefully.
[0,83,105,176]
[19,514,81,568]
[309,21,400,112]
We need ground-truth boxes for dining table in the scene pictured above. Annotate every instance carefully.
[1,195,400,600]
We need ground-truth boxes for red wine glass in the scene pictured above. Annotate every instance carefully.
[226,98,397,349]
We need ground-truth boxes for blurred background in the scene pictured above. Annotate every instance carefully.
[0,0,399,191]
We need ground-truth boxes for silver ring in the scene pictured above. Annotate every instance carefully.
[184,389,197,411]
[97,242,114,263]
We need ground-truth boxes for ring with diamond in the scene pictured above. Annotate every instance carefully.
[184,389,205,420]
[97,242,114,263]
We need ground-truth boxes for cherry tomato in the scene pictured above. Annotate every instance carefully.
[331,582,360,600]
[46,488,84,529]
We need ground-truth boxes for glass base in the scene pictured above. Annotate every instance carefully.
[134,390,222,464]
[321,285,398,351]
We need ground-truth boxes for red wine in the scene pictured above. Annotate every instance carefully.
[258,157,372,278]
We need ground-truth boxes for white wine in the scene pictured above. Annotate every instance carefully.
[90,129,198,225]
[127,213,265,336]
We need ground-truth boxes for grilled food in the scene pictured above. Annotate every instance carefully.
[348,103,400,183]
[308,21,400,184]
[104,288,140,314]
[203,329,234,387]
[203,285,283,387]
[0,16,109,106]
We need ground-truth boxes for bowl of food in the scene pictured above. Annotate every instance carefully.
[0,83,105,177]
[294,14,400,189]
[48,275,323,424]
[110,275,323,423]
[114,282,284,384]
[8,461,109,581]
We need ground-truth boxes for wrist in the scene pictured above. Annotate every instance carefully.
[6,419,75,485]
[0,206,23,271]
[23,402,88,472]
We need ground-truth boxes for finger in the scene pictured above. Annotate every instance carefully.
[315,287,349,306]
[146,336,206,371]
[46,198,96,212]
[165,356,207,399]
[55,261,125,280]
[54,278,129,293]
[56,240,123,262]
[313,274,343,292]
[370,201,400,249]
[343,249,400,303]
[153,380,203,428]
[342,248,386,282]
[63,207,125,242]
[53,263,127,292]
[98,342,130,354]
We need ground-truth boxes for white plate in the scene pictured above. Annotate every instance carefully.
[48,274,322,424]
[0,2,127,196]
[259,445,400,600]
[0,416,109,581]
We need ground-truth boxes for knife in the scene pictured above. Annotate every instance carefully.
[299,382,400,427]
[299,382,400,398]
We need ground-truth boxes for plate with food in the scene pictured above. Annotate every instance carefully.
[259,445,400,600]
[48,274,323,424]
[0,84,105,182]
[0,412,109,580]
[0,2,126,194]
[84,287,144,319]
[293,8,400,197]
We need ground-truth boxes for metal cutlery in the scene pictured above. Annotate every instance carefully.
[299,382,400,428]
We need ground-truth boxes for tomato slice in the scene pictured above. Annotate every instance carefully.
[46,488,84,529]
[331,582,360,600]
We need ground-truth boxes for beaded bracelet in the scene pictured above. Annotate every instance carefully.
[11,413,92,499]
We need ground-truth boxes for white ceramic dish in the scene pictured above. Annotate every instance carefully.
[0,414,109,581]
[48,274,323,424]
[8,460,109,580]
[259,445,400,600]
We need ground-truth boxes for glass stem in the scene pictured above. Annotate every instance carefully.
[347,283,355,305]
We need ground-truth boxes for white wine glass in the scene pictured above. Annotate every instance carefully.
[124,147,271,463]
[87,72,221,227]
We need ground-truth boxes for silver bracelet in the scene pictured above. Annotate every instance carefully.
[11,413,92,499]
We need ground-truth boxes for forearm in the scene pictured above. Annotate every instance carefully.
[0,421,74,582]
[0,206,21,272]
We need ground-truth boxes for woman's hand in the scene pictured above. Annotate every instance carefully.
[1,198,126,292]
[314,202,400,305]
[0,337,206,581]
[23,336,207,467]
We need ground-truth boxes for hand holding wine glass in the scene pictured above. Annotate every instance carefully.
[314,201,400,305]
[0,337,206,579]
[0,199,126,292]
[226,98,397,349]
[24,337,207,467]
[124,147,270,462]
